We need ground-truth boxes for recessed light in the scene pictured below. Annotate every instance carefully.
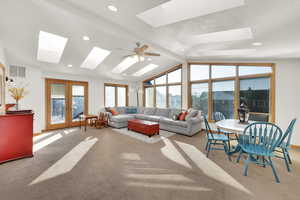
[108,5,118,12]
[83,36,90,41]
[147,58,152,61]
[252,42,262,46]
[67,64,73,67]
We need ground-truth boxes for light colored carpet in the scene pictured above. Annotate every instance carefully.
[112,128,176,143]
[1,127,300,200]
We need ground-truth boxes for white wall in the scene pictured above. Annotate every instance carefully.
[5,66,137,133]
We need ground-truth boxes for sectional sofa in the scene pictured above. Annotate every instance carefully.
[105,107,203,136]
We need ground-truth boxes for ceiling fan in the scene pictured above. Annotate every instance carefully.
[120,42,160,62]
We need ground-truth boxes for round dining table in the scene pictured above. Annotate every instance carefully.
[215,119,255,155]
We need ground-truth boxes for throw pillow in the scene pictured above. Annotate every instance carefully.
[109,108,119,116]
[185,109,198,121]
[125,108,137,114]
[179,111,188,121]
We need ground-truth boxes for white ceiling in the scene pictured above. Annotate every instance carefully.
[0,0,300,81]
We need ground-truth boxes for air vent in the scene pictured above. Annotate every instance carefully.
[9,65,26,78]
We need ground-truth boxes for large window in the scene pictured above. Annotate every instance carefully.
[212,81,235,119]
[143,66,182,108]
[189,64,275,122]
[191,83,208,115]
[105,83,128,107]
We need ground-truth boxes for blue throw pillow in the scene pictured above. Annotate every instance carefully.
[125,108,137,114]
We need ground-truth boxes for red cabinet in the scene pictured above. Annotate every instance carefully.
[0,113,34,164]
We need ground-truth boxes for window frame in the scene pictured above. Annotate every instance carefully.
[188,63,275,122]
[104,83,128,107]
[143,64,183,108]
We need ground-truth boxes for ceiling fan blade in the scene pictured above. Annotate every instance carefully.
[123,54,136,58]
[116,48,134,52]
[144,52,160,56]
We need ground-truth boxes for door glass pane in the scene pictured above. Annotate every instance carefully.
[145,87,154,107]
[191,83,208,115]
[190,65,209,81]
[105,86,115,107]
[155,75,167,85]
[156,86,166,108]
[240,77,270,113]
[72,85,85,122]
[168,68,182,83]
[51,84,66,124]
[211,65,236,78]
[168,85,181,109]
[117,87,126,107]
[212,80,235,119]
[239,66,272,76]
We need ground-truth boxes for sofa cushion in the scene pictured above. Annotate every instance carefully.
[155,108,170,117]
[169,109,182,118]
[110,114,135,123]
[137,107,145,114]
[144,108,156,115]
[185,109,198,121]
[135,114,160,122]
[160,117,188,128]
[125,107,137,114]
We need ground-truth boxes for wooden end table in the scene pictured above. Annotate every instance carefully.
[79,114,98,131]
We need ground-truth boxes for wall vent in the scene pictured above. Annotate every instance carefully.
[9,65,26,78]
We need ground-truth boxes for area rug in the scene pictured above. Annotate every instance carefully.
[112,128,176,144]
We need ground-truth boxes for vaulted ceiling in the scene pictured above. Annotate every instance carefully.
[0,0,300,81]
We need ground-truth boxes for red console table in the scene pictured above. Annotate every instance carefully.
[0,112,34,164]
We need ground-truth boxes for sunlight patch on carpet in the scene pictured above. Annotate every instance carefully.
[112,128,175,144]
[33,133,63,152]
[126,173,195,183]
[30,137,98,185]
[161,138,192,169]
[175,141,252,195]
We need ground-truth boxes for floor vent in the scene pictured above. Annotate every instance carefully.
[9,65,26,78]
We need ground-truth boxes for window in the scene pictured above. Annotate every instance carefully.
[168,85,181,109]
[189,63,274,122]
[155,75,167,84]
[168,68,182,83]
[105,84,128,107]
[191,83,208,115]
[190,65,209,81]
[72,85,85,121]
[211,65,236,78]
[117,87,126,107]
[240,77,270,113]
[105,86,115,107]
[212,80,235,119]
[143,66,182,108]
[145,87,154,107]
[156,86,167,108]
[239,66,272,76]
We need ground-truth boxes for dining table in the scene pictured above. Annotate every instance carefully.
[215,119,255,155]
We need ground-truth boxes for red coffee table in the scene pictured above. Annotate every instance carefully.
[128,119,159,137]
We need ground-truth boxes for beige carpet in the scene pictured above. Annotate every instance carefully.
[1,127,300,200]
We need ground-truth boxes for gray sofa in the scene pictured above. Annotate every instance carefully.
[105,107,203,136]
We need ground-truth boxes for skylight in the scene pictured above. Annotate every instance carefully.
[80,47,111,69]
[133,64,158,76]
[137,0,245,27]
[37,31,68,63]
[190,27,253,44]
[112,56,139,74]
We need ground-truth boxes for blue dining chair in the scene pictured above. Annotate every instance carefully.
[204,116,231,161]
[238,122,283,183]
[275,119,297,172]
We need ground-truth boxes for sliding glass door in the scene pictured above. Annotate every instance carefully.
[46,79,88,130]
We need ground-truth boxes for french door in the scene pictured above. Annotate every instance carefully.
[45,79,88,130]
